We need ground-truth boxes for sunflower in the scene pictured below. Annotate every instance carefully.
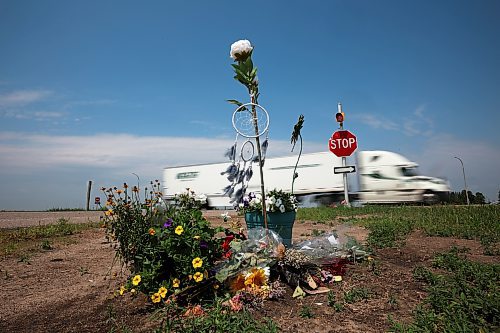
[244,268,268,288]
[230,274,246,292]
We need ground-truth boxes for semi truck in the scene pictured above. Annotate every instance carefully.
[162,150,450,208]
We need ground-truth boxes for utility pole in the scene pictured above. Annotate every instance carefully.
[454,156,470,205]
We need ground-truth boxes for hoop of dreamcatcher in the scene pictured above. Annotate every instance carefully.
[232,103,270,138]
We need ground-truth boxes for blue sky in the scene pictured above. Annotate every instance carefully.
[1,0,499,210]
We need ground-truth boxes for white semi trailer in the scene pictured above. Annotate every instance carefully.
[162,151,450,208]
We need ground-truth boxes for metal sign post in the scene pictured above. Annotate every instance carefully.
[328,102,359,207]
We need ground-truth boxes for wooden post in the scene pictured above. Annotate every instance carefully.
[86,180,92,211]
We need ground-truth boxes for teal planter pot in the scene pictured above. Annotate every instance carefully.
[244,211,296,247]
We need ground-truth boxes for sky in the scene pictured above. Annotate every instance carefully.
[0,0,499,210]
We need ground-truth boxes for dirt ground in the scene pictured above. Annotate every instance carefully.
[0,211,496,332]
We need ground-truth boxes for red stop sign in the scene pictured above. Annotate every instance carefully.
[329,130,358,157]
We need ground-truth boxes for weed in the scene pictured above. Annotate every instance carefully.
[311,229,325,237]
[79,266,90,275]
[0,219,97,257]
[18,253,31,264]
[327,291,344,312]
[41,239,52,250]
[299,305,315,318]
[391,248,500,332]
[344,287,371,304]
[154,299,278,332]
[387,293,399,310]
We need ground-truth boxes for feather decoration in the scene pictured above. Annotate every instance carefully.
[245,165,253,181]
[221,163,237,176]
[236,169,246,184]
[230,187,244,204]
[261,138,269,157]
[224,185,235,198]
[226,163,240,182]
[224,144,237,162]
[223,184,232,194]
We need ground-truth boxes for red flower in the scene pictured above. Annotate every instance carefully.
[222,235,234,252]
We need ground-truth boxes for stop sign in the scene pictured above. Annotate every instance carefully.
[329,130,358,157]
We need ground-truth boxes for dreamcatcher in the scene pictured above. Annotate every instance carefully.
[221,103,270,205]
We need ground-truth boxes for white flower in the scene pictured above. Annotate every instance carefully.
[221,212,231,220]
[195,193,207,203]
[230,39,253,61]
[276,198,282,206]
[279,205,286,213]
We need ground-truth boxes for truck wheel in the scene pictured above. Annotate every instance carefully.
[423,191,438,205]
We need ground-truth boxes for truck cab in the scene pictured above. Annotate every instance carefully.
[357,151,450,204]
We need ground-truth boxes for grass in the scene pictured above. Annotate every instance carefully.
[153,299,278,333]
[390,247,500,332]
[297,205,500,251]
[0,218,99,256]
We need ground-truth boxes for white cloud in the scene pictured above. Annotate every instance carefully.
[356,113,399,131]
[357,104,435,137]
[0,132,323,173]
[410,134,500,202]
[0,132,325,210]
[0,90,52,107]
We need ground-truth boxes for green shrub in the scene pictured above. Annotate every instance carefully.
[102,183,224,304]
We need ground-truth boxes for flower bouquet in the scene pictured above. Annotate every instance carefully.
[238,189,298,247]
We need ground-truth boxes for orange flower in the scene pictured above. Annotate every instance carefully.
[230,275,246,292]
[148,228,156,236]
[244,268,267,288]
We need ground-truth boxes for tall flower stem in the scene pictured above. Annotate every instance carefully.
[251,94,268,229]
[291,133,302,195]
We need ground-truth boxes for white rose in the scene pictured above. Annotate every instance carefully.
[230,39,253,61]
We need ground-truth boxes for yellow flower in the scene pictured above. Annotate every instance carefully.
[148,228,156,236]
[244,268,267,288]
[119,286,126,295]
[132,274,141,286]
[130,289,136,295]
[105,209,113,216]
[175,226,184,235]
[172,278,180,288]
[193,272,203,283]
[158,286,168,298]
[193,235,200,240]
[151,292,161,303]
[192,257,203,269]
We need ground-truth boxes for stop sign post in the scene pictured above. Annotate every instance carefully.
[329,130,357,157]
[329,104,358,208]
